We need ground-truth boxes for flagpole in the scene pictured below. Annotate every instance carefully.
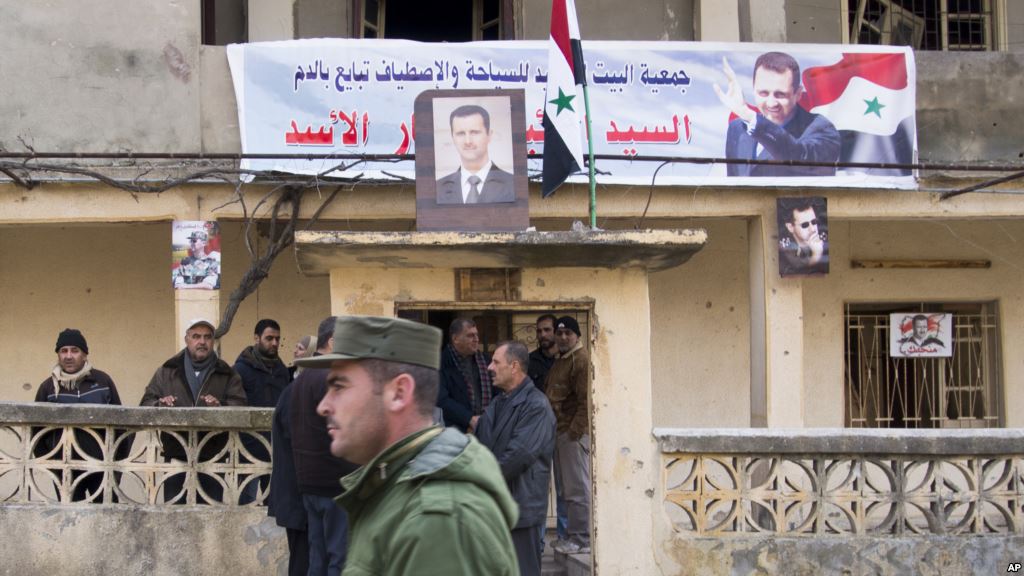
[582,80,597,229]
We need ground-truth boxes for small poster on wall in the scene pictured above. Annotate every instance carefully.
[777,197,828,277]
[889,313,953,358]
[172,221,221,290]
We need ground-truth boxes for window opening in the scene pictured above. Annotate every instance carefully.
[844,301,1002,428]
[846,0,998,50]
[360,0,501,41]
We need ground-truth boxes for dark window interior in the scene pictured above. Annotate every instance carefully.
[384,0,475,41]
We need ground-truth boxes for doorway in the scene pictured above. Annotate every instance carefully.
[395,301,593,542]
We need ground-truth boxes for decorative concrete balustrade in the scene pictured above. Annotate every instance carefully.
[655,428,1024,537]
[0,402,273,506]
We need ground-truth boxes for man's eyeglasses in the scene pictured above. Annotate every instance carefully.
[798,219,819,229]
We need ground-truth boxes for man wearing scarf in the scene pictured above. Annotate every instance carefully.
[437,317,494,433]
[34,328,122,502]
[234,318,291,504]
[141,318,247,503]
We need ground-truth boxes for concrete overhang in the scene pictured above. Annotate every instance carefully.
[294,229,707,275]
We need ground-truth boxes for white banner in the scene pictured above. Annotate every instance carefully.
[227,39,916,188]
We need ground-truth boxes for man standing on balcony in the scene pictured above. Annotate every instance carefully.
[302,315,519,575]
[476,340,556,576]
[438,318,493,433]
[290,316,358,575]
[235,318,291,503]
[546,316,592,555]
[34,328,122,502]
[141,318,247,503]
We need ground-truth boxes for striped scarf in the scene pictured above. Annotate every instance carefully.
[446,345,493,414]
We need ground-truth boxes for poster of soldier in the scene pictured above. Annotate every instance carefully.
[171,221,222,290]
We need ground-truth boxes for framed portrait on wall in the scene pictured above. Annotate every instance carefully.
[414,89,529,231]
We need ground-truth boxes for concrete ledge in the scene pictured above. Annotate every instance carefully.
[294,229,708,274]
[663,535,1024,575]
[653,428,1024,456]
[0,401,273,428]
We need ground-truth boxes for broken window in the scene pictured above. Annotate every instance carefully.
[846,0,999,50]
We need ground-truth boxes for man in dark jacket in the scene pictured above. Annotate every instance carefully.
[269,378,309,576]
[290,316,359,575]
[438,318,494,432]
[34,328,123,502]
[234,318,291,503]
[140,318,247,504]
[476,340,556,576]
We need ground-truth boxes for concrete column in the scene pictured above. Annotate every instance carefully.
[695,0,740,41]
[748,216,767,427]
[174,289,220,351]
[749,212,806,428]
[743,0,787,42]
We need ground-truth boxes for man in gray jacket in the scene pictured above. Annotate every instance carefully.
[476,340,556,576]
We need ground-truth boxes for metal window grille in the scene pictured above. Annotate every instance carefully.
[844,302,1003,428]
[847,0,996,51]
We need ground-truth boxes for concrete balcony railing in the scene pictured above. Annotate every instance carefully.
[0,402,273,506]
[0,402,282,575]
[654,428,1024,574]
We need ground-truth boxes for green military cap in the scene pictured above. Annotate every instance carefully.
[294,315,442,370]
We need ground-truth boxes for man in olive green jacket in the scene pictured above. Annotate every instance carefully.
[298,315,519,576]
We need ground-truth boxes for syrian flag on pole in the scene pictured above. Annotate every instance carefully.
[541,0,586,198]
[799,52,917,176]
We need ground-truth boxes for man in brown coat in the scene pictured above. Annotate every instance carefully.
[545,316,591,554]
[141,318,247,503]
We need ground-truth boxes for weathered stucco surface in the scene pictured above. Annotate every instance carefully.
[0,505,287,575]
[657,535,1023,576]
[0,1,200,153]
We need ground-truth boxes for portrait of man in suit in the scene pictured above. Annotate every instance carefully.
[436,104,516,204]
[715,51,840,177]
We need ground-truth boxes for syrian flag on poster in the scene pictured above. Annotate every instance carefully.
[541,0,586,198]
[799,51,917,178]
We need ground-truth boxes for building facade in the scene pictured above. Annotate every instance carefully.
[2,1,1023,573]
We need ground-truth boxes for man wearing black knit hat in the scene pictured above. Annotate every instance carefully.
[34,328,122,502]
[545,316,592,555]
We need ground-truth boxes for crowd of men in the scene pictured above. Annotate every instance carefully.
[36,312,594,576]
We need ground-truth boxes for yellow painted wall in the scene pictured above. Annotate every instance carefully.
[0,222,331,404]
[0,223,173,403]
[649,219,751,428]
